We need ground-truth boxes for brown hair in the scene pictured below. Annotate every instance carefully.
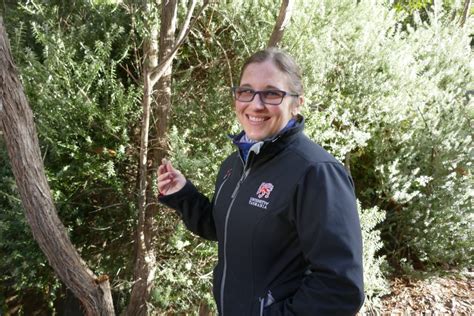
[239,48,304,96]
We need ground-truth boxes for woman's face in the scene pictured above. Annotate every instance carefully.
[235,60,301,141]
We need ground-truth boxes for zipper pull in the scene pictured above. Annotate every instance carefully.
[231,168,251,199]
[259,297,265,316]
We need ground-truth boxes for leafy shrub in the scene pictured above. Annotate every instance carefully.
[358,202,389,313]
[287,0,473,270]
[1,0,141,311]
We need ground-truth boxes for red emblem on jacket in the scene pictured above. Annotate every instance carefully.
[256,182,274,199]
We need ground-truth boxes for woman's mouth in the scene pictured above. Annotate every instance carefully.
[247,115,269,123]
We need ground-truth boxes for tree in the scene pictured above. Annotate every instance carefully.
[0,1,213,313]
[267,0,294,47]
[0,15,115,316]
[460,0,471,27]
[127,0,210,314]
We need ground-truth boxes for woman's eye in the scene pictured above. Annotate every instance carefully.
[264,90,284,98]
[237,89,255,96]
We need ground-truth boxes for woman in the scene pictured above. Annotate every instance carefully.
[158,48,364,315]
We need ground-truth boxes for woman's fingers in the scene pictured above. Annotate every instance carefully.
[158,163,167,175]
[161,158,173,172]
[157,158,186,195]
[157,170,174,181]
[158,171,174,189]
[158,178,173,194]
[166,160,174,173]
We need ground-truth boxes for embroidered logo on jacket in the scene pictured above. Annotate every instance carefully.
[249,182,274,209]
[256,182,274,198]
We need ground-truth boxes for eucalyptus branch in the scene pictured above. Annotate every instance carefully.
[215,37,233,87]
[149,0,210,86]
[460,0,471,27]
[267,0,294,48]
[176,0,198,46]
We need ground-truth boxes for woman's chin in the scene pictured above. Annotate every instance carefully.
[245,131,266,141]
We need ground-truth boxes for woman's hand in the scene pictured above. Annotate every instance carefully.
[157,158,186,196]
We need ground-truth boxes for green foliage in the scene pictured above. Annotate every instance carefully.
[1,0,141,311]
[286,0,473,270]
[371,9,472,271]
[0,140,61,314]
[393,0,467,15]
[393,0,433,14]
[358,202,390,312]
[20,0,141,269]
[150,223,217,313]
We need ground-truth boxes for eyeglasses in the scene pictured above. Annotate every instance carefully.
[231,86,299,105]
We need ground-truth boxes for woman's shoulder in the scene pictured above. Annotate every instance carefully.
[291,133,341,166]
[288,134,353,187]
[221,150,240,165]
[216,151,241,175]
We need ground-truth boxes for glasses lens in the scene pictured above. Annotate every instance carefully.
[234,88,255,102]
[261,90,285,105]
[233,88,287,105]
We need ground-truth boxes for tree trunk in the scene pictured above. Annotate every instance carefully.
[126,4,160,316]
[267,0,294,48]
[125,1,207,313]
[0,16,114,316]
[126,1,178,315]
[151,0,177,166]
[460,0,471,27]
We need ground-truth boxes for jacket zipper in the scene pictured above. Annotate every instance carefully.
[259,289,274,315]
[259,297,265,316]
[219,163,251,316]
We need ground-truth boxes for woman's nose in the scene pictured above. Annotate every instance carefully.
[249,93,266,109]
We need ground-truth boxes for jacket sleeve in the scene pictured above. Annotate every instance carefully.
[158,180,217,241]
[266,162,364,316]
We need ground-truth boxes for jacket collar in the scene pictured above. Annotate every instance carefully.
[230,115,305,164]
[230,115,304,143]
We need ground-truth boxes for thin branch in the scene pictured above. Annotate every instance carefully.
[460,0,471,27]
[215,37,233,87]
[149,0,210,85]
[267,0,294,48]
[120,63,140,85]
[176,0,198,45]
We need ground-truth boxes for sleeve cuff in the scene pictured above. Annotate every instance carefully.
[158,180,197,204]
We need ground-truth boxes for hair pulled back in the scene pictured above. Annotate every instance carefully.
[239,48,304,96]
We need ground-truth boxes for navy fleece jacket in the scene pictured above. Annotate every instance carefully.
[159,116,364,315]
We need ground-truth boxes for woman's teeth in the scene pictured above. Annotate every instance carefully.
[248,115,265,122]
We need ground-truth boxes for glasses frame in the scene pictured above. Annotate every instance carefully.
[231,86,299,106]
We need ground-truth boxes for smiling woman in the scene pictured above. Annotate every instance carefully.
[157,48,364,315]
[233,59,303,141]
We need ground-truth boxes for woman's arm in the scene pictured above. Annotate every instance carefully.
[158,159,217,241]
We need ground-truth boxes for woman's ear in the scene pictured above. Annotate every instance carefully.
[292,96,304,116]
[298,95,304,106]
